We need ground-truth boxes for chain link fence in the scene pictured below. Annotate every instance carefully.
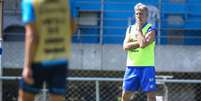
[1,77,201,101]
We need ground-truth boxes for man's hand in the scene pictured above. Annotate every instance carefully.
[135,23,143,31]
[135,17,144,30]
[135,17,146,48]
[22,67,34,85]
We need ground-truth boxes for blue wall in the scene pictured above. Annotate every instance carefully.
[72,0,201,45]
[160,0,201,45]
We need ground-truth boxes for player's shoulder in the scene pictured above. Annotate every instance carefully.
[127,24,135,29]
[22,0,34,11]
[22,0,33,4]
[128,24,136,31]
[147,23,156,30]
[130,24,135,27]
[22,0,30,3]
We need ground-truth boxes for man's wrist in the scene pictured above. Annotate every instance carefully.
[24,63,31,68]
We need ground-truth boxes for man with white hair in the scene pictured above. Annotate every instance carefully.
[121,3,157,101]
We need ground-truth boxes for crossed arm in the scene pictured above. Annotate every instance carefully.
[123,28,156,51]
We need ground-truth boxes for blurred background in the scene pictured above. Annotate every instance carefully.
[1,0,201,101]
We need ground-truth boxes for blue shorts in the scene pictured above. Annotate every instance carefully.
[122,66,157,92]
[19,62,68,96]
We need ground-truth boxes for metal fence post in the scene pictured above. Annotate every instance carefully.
[0,40,2,101]
[96,80,100,101]
[0,0,3,101]
[163,83,168,101]
[42,83,48,101]
[158,0,162,45]
[100,0,104,45]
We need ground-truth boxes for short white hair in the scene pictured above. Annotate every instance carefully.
[134,3,148,16]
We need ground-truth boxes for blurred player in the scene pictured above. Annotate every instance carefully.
[121,3,157,101]
[18,0,76,101]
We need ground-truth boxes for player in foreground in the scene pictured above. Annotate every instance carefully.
[18,0,76,101]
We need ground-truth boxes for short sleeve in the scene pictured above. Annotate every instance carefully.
[147,25,157,36]
[69,0,77,18]
[21,0,36,24]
